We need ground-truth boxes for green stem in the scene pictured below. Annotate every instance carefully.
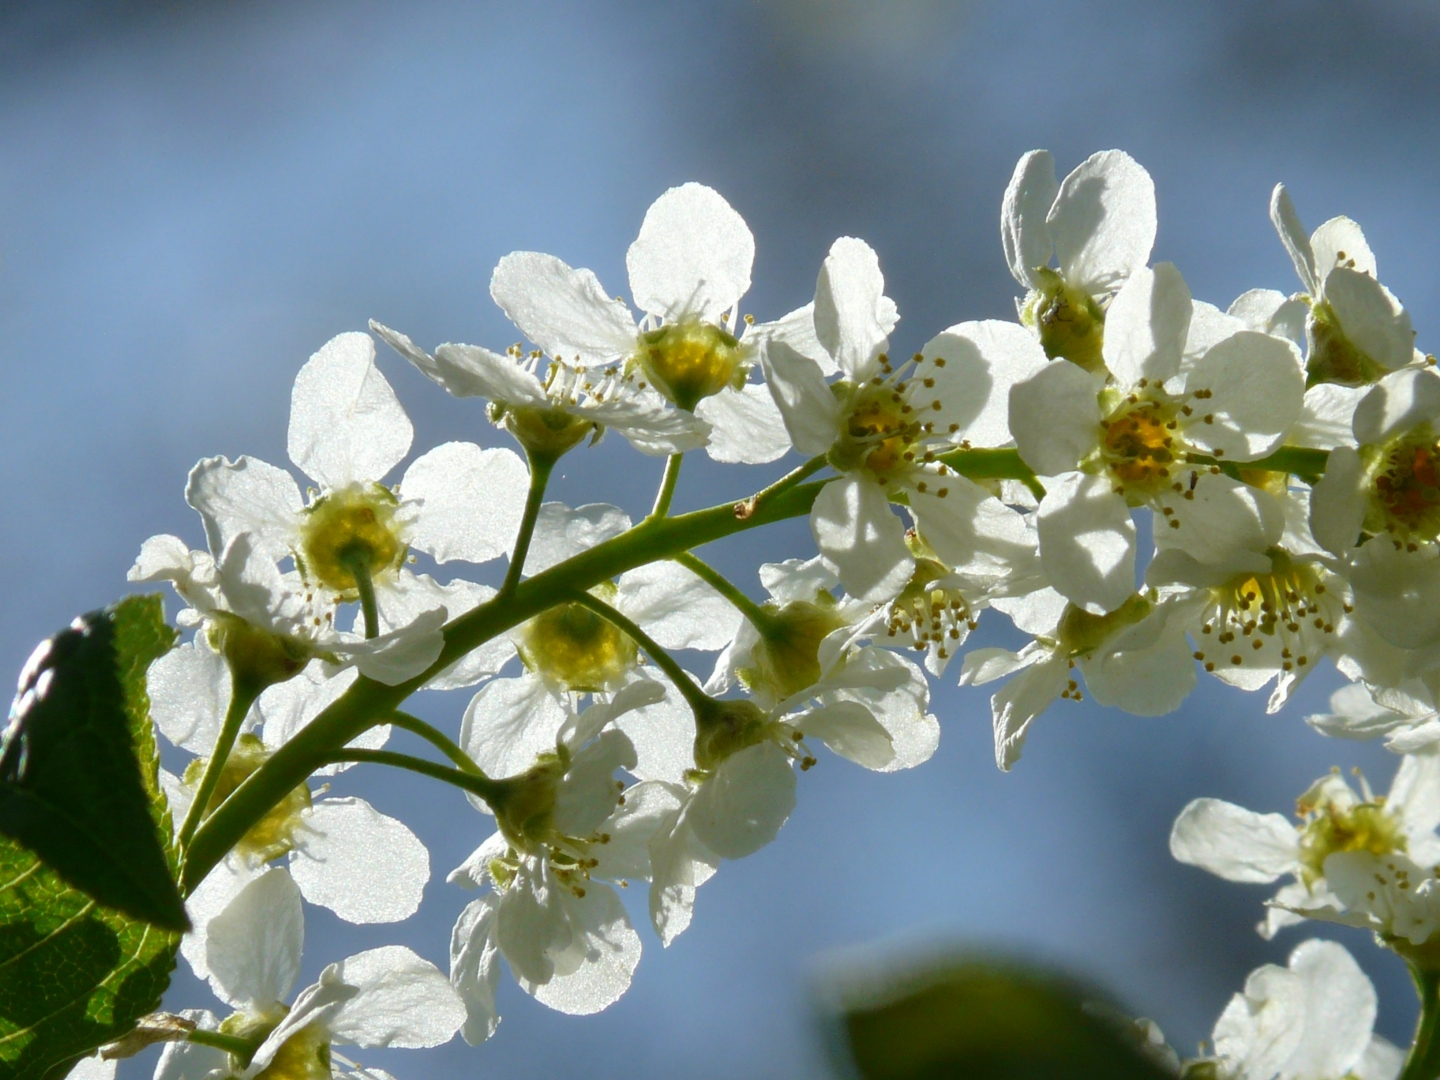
[735,454,829,517]
[566,590,714,717]
[185,1028,260,1063]
[650,453,683,519]
[500,452,555,597]
[317,748,505,807]
[184,479,829,892]
[672,551,781,637]
[1401,965,1440,1080]
[388,710,485,774]
[175,676,260,856]
[348,559,380,640]
[937,446,1045,498]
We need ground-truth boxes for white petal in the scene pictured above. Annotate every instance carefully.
[1160,474,1283,570]
[327,945,466,1048]
[420,341,550,406]
[1227,288,1307,348]
[1313,216,1377,280]
[526,501,632,576]
[760,555,839,602]
[1306,682,1413,743]
[908,477,1035,575]
[288,332,412,488]
[1009,360,1100,476]
[1036,472,1135,615]
[991,651,1069,770]
[798,699,894,770]
[553,730,636,837]
[1001,149,1058,288]
[758,338,842,456]
[626,183,753,322]
[1391,752,1440,841]
[402,442,529,564]
[1353,367,1440,447]
[811,476,914,603]
[1350,541,1440,650]
[1270,183,1318,296]
[290,797,429,923]
[814,236,897,380]
[342,607,447,686]
[1309,445,1367,557]
[1214,964,1306,1080]
[526,885,641,1016]
[583,387,713,456]
[1184,331,1305,461]
[495,859,572,985]
[153,1011,228,1080]
[1048,150,1156,297]
[593,780,685,881]
[66,1055,115,1080]
[1324,266,1413,373]
[696,382,792,464]
[614,674,698,783]
[1284,938,1377,1080]
[1169,799,1299,882]
[616,560,741,651]
[185,454,302,562]
[204,867,303,1009]
[990,587,1068,637]
[1292,383,1365,449]
[1079,603,1196,716]
[1103,263,1191,387]
[149,638,233,754]
[450,895,503,1045]
[181,857,261,984]
[374,576,509,691]
[750,301,837,376]
[1185,301,1248,361]
[461,675,567,780]
[648,809,719,946]
[826,651,938,771]
[489,251,637,364]
[1354,1036,1406,1080]
[919,320,1048,447]
[687,742,796,859]
[258,663,360,757]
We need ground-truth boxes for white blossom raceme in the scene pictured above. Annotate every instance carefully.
[1170,754,1440,939]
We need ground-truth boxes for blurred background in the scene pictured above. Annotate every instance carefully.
[3,1,1439,1075]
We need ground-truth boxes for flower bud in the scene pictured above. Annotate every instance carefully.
[633,319,749,412]
[1024,267,1106,372]
[692,698,770,774]
[516,587,637,692]
[297,482,407,597]
[489,401,597,462]
[736,598,848,706]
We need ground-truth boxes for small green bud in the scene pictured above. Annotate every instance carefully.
[736,598,848,706]
[487,751,567,852]
[490,401,597,461]
[206,612,313,696]
[692,698,770,773]
[633,319,749,412]
[1024,267,1106,372]
[1056,594,1152,657]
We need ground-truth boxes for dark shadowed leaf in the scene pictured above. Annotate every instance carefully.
[0,596,186,930]
[827,955,1177,1080]
[0,595,183,1079]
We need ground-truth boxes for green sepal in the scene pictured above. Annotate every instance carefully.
[830,956,1175,1080]
[0,595,187,930]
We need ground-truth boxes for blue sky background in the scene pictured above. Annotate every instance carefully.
[3,1,1440,1076]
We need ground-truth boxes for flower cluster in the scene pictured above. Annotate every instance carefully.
[104,152,1440,1076]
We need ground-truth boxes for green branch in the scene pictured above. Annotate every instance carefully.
[1402,965,1440,1080]
[175,677,259,856]
[566,589,712,718]
[649,453,684,519]
[673,551,780,637]
[316,749,505,807]
[387,710,485,775]
[500,451,554,597]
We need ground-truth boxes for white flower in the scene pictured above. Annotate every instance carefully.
[1197,938,1401,1080]
[1002,149,1156,371]
[761,236,1043,601]
[477,183,791,463]
[1010,263,1305,614]
[1270,183,1415,385]
[1145,485,1352,713]
[1310,366,1440,651]
[1308,680,1440,754]
[183,331,530,682]
[151,644,429,986]
[370,321,712,459]
[1170,753,1440,939]
[155,868,462,1080]
[961,589,1196,770]
[447,685,676,1041]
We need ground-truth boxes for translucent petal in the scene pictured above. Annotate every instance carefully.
[1214,964,1305,1080]
[288,332,412,488]
[1008,360,1100,476]
[185,454,302,563]
[450,895,503,1045]
[1324,267,1414,374]
[327,945,466,1048]
[626,183,753,322]
[1036,472,1136,616]
[757,338,842,456]
[402,442,529,564]
[1102,263,1191,387]
[798,699,893,770]
[1309,446,1367,558]
[204,867,302,1009]
[1270,183,1318,296]
[814,236,897,381]
[290,797,429,924]
[686,742,796,859]
[149,638,233,754]
[1000,149,1057,288]
[1048,150,1156,297]
[525,885,641,1016]
[696,382,791,464]
[1159,473,1283,571]
[616,560,740,652]
[461,675,567,781]
[920,320,1048,448]
[811,475,914,603]
[423,341,551,406]
[1169,798,1298,883]
[490,251,637,364]
[1285,939,1377,1080]
[525,501,632,576]
[1184,330,1305,461]
[1353,367,1440,447]
[1312,215,1377,280]
[991,651,1069,770]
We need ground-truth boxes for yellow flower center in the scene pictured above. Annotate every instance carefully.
[882,557,976,662]
[297,482,407,597]
[1098,396,1178,495]
[1190,550,1341,676]
[517,587,637,691]
[185,734,311,862]
[634,319,748,412]
[1367,427,1440,542]
[1296,779,1405,887]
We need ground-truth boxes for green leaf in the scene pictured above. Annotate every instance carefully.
[0,596,183,1079]
[830,956,1177,1080]
[0,596,186,930]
